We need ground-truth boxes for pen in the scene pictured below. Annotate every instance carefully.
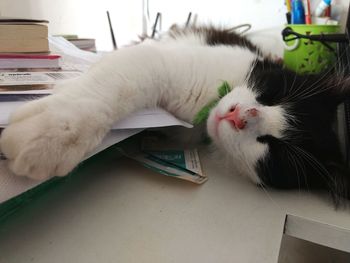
[291,0,306,24]
[151,12,161,38]
[325,5,332,17]
[286,0,292,23]
[304,0,312,24]
[286,0,291,12]
[315,0,333,17]
[107,11,117,50]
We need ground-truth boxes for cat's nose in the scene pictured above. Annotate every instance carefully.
[220,106,258,130]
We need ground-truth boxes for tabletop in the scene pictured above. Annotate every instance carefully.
[0,147,349,263]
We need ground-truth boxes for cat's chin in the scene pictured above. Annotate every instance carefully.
[207,118,258,183]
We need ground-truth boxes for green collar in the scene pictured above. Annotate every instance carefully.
[193,81,232,125]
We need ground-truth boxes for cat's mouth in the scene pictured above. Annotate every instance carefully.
[214,105,259,135]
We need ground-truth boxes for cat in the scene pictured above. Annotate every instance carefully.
[1,25,349,204]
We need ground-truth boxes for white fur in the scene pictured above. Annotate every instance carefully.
[0,32,283,181]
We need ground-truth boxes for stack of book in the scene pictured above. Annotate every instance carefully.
[0,17,61,71]
[0,17,86,95]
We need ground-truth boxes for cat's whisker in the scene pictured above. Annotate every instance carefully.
[257,181,283,210]
[281,60,344,104]
[286,143,338,194]
[287,71,298,95]
[283,128,312,143]
[280,73,312,103]
[282,80,331,104]
[294,83,341,101]
[288,146,311,193]
[287,76,330,100]
[286,72,305,99]
[285,149,302,193]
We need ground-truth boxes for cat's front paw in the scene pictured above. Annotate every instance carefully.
[0,96,107,180]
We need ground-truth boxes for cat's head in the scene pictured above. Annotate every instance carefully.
[207,60,350,204]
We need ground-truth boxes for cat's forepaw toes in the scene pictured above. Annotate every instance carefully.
[0,98,95,180]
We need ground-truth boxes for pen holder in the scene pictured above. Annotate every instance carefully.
[283,24,340,74]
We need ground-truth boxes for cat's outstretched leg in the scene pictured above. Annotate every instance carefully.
[0,44,165,180]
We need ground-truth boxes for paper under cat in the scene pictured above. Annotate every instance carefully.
[1,25,350,204]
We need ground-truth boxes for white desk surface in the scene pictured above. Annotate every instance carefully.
[0,150,350,263]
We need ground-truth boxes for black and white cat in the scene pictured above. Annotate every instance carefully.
[1,25,349,203]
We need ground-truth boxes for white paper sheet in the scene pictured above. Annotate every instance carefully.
[0,100,192,129]
[49,36,102,72]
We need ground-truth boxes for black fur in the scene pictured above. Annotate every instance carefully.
[250,63,350,205]
[184,25,350,205]
[169,25,261,54]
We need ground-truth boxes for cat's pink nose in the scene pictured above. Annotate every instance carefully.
[220,106,258,130]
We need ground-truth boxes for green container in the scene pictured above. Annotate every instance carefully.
[283,25,340,74]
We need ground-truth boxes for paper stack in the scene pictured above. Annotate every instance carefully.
[66,37,97,53]
[0,17,73,97]
[0,17,62,71]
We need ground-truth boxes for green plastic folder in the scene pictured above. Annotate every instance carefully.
[0,142,124,224]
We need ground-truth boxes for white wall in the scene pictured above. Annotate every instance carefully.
[0,0,142,51]
[0,0,349,51]
[147,0,350,32]
[147,0,287,32]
